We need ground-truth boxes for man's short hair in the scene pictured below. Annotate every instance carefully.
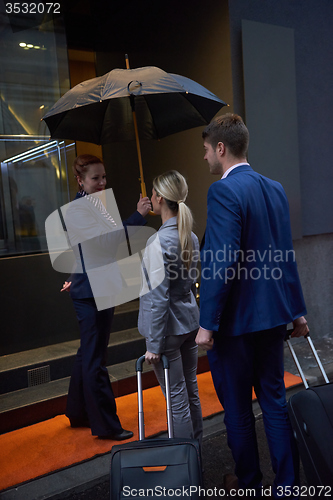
[202,113,249,158]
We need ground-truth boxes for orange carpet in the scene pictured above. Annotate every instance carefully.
[0,371,301,491]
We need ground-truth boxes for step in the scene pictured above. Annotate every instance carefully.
[0,350,209,434]
[0,299,141,395]
[0,295,210,434]
[0,327,145,395]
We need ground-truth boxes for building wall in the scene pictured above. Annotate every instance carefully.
[227,0,333,338]
[294,234,333,339]
[0,254,79,356]
[228,0,333,236]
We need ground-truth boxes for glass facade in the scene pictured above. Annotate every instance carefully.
[0,9,75,256]
[1,138,75,254]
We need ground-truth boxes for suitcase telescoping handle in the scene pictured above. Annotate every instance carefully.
[135,354,174,441]
[285,330,329,389]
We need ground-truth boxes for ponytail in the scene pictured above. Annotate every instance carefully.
[177,201,193,270]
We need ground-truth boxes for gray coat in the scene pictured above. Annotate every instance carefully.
[138,216,199,353]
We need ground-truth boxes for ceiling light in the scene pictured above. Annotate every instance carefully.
[34,46,41,49]
[19,42,27,47]
[27,44,34,48]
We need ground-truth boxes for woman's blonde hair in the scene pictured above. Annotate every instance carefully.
[153,170,193,270]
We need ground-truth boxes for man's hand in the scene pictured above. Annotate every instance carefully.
[145,351,161,365]
[291,316,309,338]
[195,327,214,350]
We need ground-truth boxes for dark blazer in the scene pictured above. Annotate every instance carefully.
[199,165,307,336]
[66,192,147,299]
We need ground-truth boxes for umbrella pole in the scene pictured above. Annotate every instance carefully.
[131,109,156,215]
[132,106,147,198]
[125,54,148,199]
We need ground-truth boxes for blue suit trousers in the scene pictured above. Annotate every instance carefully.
[66,298,123,436]
[208,325,300,499]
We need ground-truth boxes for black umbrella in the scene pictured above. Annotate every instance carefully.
[43,56,227,197]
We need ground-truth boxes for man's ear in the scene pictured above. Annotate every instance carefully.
[217,142,225,156]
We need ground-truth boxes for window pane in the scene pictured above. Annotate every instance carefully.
[0,10,74,256]
[1,140,75,255]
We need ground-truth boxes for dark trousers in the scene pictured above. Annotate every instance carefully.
[208,325,299,499]
[66,298,123,436]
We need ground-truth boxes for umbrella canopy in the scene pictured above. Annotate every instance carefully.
[43,65,227,144]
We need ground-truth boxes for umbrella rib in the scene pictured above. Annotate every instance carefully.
[140,96,159,139]
[100,100,111,144]
[180,92,216,123]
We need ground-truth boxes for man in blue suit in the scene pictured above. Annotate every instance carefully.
[196,114,309,499]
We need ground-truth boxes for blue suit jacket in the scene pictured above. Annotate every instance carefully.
[199,165,307,336]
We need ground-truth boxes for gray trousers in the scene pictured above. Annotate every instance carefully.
[151,330,203,447]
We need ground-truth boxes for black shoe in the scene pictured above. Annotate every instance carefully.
[69,417,90,428]
[98,429,134,441]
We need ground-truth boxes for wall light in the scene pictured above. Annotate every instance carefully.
[19,42,47,51]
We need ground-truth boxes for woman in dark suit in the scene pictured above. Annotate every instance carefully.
[61,154,151,440]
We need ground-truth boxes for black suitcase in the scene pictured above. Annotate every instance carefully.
[110,355,203,499]
[286,333,333,487]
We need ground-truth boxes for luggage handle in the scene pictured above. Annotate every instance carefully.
[284,330,330,389]
[136,354,174,441]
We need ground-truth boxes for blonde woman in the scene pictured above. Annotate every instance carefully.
[138,170,203,446]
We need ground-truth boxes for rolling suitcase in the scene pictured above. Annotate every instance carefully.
[286,332,333,487]
[110,354,203,499]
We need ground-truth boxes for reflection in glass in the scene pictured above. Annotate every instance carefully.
[0,9,73,256]
[1,139,75,256]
